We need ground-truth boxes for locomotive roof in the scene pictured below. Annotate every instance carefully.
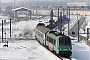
[36,25,51,34]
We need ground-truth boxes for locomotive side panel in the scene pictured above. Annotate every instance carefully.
[35,29,45,44]
[35,24,50,45]
[46,32,59,54]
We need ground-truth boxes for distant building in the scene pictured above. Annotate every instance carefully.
[13,7,31,21]
[67,2,90,10]
[67,2,88,6]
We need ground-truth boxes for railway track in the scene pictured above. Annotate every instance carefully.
[56,55,72,60]
[42,44,72,60]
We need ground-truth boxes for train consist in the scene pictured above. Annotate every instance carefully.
[35,23,72,57]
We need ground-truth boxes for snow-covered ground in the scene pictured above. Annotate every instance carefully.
[0,15,89,60]
[72,40,89,60]
[0,40,60,60]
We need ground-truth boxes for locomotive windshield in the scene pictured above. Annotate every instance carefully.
[59,36,71,44]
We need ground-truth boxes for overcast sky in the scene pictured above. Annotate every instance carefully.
[1,0,89,3]
[1,0,13,3]
[1,0,20,3]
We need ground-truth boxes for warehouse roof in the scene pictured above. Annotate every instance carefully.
[13,7,31,11]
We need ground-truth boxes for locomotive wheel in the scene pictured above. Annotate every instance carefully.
[52,50,54,53]
[46,46,49,49]
[53,50,56,54]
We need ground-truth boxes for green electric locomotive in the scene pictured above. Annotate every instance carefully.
[35,23,72,57]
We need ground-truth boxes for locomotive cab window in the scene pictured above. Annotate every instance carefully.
[59,36,71,44]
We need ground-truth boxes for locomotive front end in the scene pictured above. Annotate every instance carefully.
[58,36,72,57]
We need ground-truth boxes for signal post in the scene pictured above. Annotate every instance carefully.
[86,40,90,60]
[86,28,90,60]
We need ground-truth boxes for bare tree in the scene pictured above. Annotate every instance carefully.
[4,6,13,16]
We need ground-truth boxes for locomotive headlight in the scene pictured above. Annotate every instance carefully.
[69,48,70,50]
[60,48,61,50]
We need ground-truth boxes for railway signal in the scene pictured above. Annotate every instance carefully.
[72,31,75,40]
